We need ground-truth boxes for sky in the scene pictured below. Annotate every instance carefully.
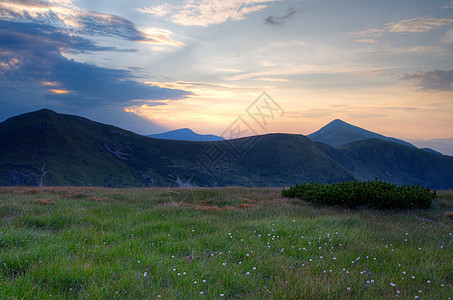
[0,0,452,141]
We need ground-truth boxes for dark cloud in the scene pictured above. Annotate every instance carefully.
[0,20,114,53]
[76,13,149,42]
[402,69,453,91]
[0,0,171,44]
[264,8,297,26]
[0,19,191,116]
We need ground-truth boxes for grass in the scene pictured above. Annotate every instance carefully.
[0,187,452,299]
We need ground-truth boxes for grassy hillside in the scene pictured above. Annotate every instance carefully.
[339,139,453,189]
[0,110,354,187]
[0,187,452,299]
[1,109,452,188]
[315,139,453,189]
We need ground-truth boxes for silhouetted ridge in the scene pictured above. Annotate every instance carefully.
[1,110,452,188]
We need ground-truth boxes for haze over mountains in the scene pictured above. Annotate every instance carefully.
[408,138,453,157]
[152,119,449,156]
[1,109,452,188]
[147,128,223,142]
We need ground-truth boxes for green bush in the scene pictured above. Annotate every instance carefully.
[282,179,436,209]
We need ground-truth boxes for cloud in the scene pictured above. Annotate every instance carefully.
[252,77,289,82]
[144,80,262,98]
[224,63,386,81]
[263,7,296,26]
[0,20,115,53]
[402,69,453,91]
[358,18,453,36]
[355,39,376,44]
[443,29,453,43]
[0,0,183,47]
[138,0,279,26]
[0,20,191,111]
[441,1,453,9]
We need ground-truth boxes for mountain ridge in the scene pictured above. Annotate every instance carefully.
[147,128,224,142]
[307,119,416,148]
[1,109,452,188]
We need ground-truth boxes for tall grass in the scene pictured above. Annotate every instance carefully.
[0,187,452,299]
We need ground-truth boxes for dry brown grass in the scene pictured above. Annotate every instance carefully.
[239,197,255,203]
[238,203,256,208]
[32,198,56,205]
[25,189,41,195]
[199,200,213,205]
[194,205,236,211]
[89,196,109,202]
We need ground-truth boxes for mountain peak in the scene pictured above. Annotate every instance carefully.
[147,128,223,142]
[27,109,58,117]
[308,119,415,148]
[330,119,347,124]
[173,128,195,133]
[325,119,355,128]
[1,109,59,126]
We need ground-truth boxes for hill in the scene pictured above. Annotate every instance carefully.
[408,138,453,156]
[147,128,224,141]
[1,109,452,188]
[0,109,352,187]
[315,139,453,188]
[307,119,415,148]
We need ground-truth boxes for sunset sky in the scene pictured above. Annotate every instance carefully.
[1,0,452,140]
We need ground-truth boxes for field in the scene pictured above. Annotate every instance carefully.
[0,187,452,299]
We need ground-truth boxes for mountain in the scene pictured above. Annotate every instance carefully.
[315,139,453,188]
[307,119,415,148]
[408,138,453,156]
[0,109,352,187]
[419,148,443,156]
[1,109,452,188]
[147,128,224,142]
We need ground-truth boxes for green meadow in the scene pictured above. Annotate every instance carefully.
[0,187,452,299]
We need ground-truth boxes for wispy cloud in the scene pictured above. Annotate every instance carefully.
[443,29,453,43]
[144,80,262,98]
[138,0,279,26]
[224,64,389,81]
[441,1,453,9]
[252,77,289,82]
[402,69,453,91]
[393,46,446,54]
[358,18,453,37]
[0,0,183,47]
[355,39,376,44]
[263,7,296,26]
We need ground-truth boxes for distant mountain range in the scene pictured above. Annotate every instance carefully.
[147,128,223,141]
[148,119,450,156]
[1,109,452,188]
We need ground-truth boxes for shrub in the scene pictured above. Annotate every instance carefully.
[282,179,435,209]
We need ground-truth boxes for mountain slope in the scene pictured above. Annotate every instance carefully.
[315,139,453,189]
[0,109,353,187]
[308,119,415,148]
[147,128,224,141]
[1,110,452,188]
[408,138,453,156]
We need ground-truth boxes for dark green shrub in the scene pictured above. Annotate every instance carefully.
[282,179,436,209]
